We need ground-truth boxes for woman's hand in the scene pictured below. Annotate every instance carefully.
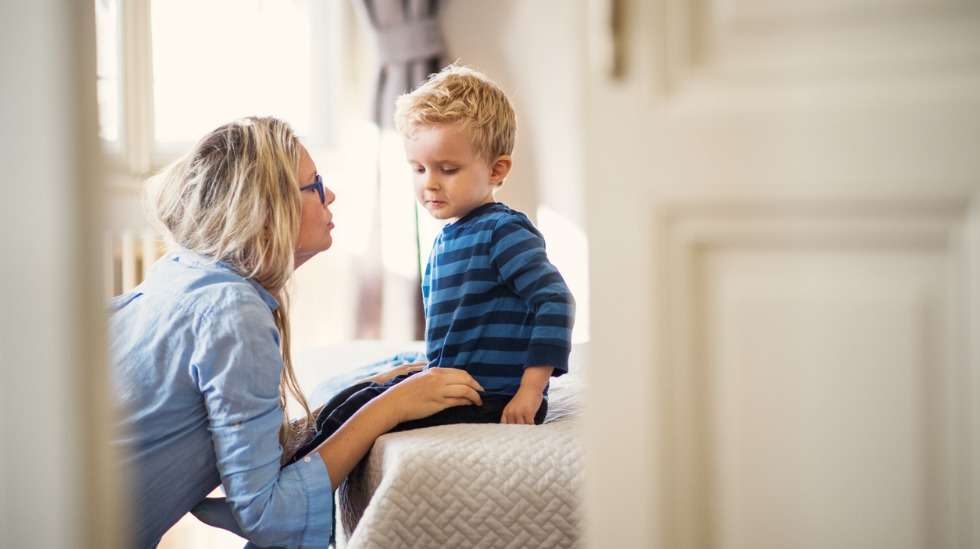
[361,361,427,385]
[316,367,483,487]
[378,367,485,424]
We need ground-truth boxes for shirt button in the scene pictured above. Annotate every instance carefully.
[303,456,311,463]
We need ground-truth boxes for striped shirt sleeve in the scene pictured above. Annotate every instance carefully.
[489,216,576,373]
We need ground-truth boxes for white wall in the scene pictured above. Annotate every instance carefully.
[441,0,587,226]
[441,0,591,342]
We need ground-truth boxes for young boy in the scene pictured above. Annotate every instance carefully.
[394,64,575,425]
[287,65,574,464]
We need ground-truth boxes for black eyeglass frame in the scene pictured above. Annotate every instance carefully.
[300,173,325,204]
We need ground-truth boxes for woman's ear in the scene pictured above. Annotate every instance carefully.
[489,155,512,187]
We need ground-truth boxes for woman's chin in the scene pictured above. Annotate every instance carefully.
[294,244,329,268]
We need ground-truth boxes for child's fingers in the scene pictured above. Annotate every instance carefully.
[502,408,529,424]
[512,409,532,425]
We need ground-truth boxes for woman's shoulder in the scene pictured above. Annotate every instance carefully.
[141,251,278,321]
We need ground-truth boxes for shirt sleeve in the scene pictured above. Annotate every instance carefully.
[490,217,576,374]
[191,292,333,548]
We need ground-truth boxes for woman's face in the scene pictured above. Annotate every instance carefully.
[294,144,336,268]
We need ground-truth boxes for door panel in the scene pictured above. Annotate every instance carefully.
[706,249,943,549]
[583,1,980,548]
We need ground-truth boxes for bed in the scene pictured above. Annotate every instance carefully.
[293,341,586,549]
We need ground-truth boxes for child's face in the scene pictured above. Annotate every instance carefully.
[403,123,506,221]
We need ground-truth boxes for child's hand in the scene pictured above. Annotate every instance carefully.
[501,386,543,425]
[363,361,426,385]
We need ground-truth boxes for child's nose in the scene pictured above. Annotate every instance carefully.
[423,174,441,190]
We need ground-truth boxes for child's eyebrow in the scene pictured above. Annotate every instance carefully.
[407,157,462,165]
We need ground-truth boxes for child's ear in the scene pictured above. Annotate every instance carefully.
[489,155,512,186]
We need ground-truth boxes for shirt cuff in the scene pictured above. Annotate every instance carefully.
[287,450,334,548]
[191,452,334,548]
[527,343,570,375]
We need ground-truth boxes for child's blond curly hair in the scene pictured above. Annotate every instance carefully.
[394,64,516,162]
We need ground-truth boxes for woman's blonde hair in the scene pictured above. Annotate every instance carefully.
[394,64,516,162]
[146,116,313,452]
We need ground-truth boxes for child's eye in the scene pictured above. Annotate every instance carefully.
[441,166,458,174]
[413,165,425,174]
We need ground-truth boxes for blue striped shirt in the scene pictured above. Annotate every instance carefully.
[422,202,575,396]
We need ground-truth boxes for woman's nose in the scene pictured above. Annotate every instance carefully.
[323,186,336,206]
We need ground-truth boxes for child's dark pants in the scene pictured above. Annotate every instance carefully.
[286,370,547,466]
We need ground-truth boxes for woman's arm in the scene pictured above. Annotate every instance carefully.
[195,294,334,548]
[317,367,484,485]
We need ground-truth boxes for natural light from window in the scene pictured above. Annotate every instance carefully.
[94,0,120,142]
[151,0,312,143]
[537,206,590,344]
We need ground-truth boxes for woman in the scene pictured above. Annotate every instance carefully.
[109,117,484,548]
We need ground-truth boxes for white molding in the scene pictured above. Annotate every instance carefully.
[725,1,980,31]
[956,198,980,547]
[655,0,980,99]
[653,188,979,549]
[120,0,154,177]
[588,0,619,79]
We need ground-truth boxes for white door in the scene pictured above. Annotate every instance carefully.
[583,2,980,548]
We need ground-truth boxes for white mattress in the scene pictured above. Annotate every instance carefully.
[336,374,584,549]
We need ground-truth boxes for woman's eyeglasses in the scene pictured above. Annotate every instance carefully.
[300,173,325,205]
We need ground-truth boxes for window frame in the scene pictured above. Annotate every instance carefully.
[101,0,344,188]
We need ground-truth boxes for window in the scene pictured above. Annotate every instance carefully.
[95,0,338,176]
[151,0,313,144]
[95,0,438,352]
[94,0,121,142]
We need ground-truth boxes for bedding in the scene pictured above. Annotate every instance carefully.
[295,342,585,549]
[337,372,584,549]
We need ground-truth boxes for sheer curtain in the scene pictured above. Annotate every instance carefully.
[350,0,446,341]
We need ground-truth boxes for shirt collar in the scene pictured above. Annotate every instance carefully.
[245,279,281,312]
[170,248,281,311]
[443,202,505,235]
